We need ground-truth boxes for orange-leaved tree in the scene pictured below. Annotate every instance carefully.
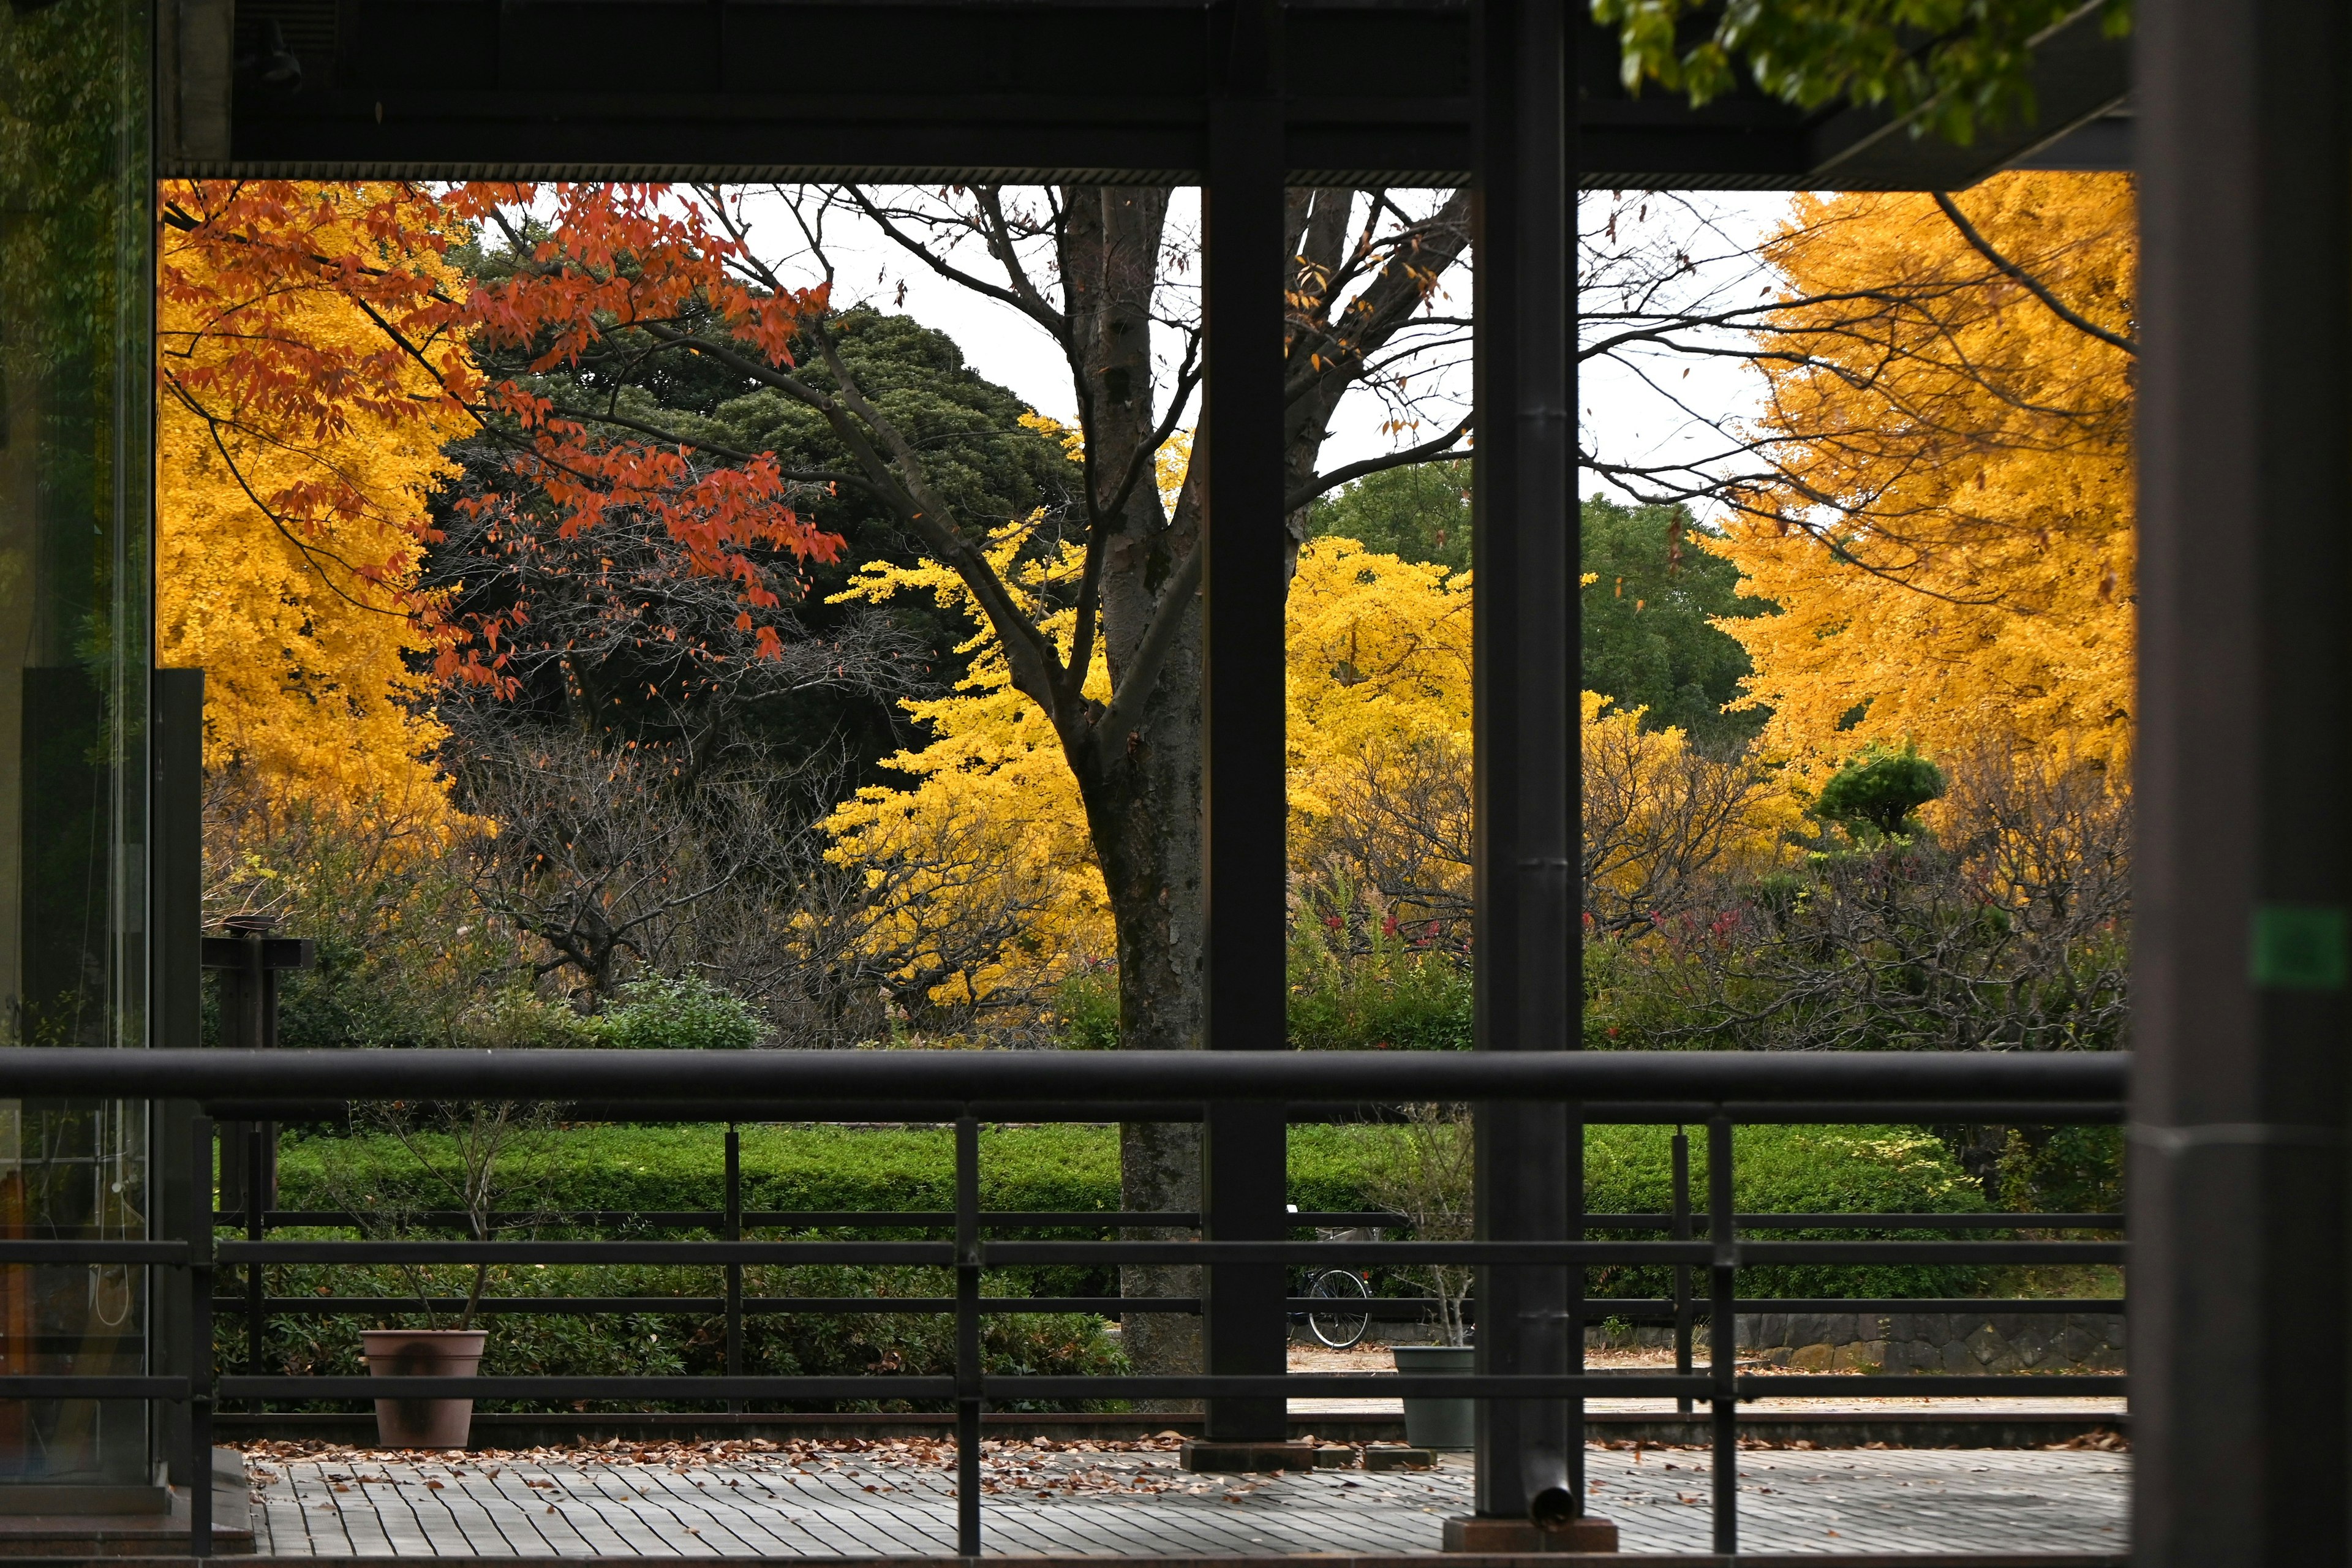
[157,181,846,818]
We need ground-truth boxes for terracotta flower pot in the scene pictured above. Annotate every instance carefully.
[361,1329,487,1449]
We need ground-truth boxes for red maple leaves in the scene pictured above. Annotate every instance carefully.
[160,179,843,690]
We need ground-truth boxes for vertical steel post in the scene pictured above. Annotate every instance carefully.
[245,1125,265,1414]
[189,1118,216,1558]
[1199,0,1291,1450]
[1469,0,1575,1523]
[1671,1128,1693,1417]
[2134,0,2352,1562]
[1707,1115,1736,1555]
[151,668,206,1485]
[725,1125,743,1417]
[954,1114,983,1555]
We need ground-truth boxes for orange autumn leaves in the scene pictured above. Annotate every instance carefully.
[1708,173,2137,777]
[157,181,843,810]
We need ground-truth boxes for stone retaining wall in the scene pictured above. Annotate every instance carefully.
[1359,1308,2125,1374]
[1591,1311,2125,1374]
[1735,1310,2125,1373]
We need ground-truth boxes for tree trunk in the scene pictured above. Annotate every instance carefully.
[1057,186,1210,1393]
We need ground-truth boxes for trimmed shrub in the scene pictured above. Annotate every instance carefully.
[594,974,764,1050]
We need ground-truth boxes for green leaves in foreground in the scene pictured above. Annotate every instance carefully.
[1589,0,2133,147]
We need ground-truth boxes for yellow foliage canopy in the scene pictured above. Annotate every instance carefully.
[1707,172,2136,775]
[833,529,1765,1007]
[823,518,1115,1006]
[158,182,470,822]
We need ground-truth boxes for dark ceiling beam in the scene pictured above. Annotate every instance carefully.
[178,0,2129,190]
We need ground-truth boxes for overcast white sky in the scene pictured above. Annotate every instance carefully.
[729,187,1800,513]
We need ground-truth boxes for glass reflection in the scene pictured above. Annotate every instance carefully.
[0,0,154,1484]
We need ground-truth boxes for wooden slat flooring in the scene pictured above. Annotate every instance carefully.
[241,1441,2128,1557]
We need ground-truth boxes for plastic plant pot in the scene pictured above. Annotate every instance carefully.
[1392,1342,1477,1450]
[360,1329,488,1449]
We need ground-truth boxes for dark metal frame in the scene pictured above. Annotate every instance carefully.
[109,0,2196,1554]
[1,1047,2122,1557]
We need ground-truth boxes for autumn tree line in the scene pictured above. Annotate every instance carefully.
[162,175,2132,1096]
[154,173,2136,1359]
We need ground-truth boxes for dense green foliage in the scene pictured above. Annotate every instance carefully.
[1579,497,1768,746]
[590,974,764,1050]
[1303,460,1473,574]
[1305,479,1765,747]
[1285,925,1474,1052]
[1814,744,1948,839]
[1592,0,2132,148]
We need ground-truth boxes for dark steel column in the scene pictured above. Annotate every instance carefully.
[151,669,205,1484]
[2135,0,2352,1563]
[1469,0,1575,1521]
[1199,0,1292,1447]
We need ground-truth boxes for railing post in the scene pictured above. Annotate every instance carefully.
[189,1116,216,1559]
[1671,1127,1693,1415]
[1707,1114,1736,1555]
[245,1122,265,1414]
[954,1113,982,1556]
[725,1124,743,1417]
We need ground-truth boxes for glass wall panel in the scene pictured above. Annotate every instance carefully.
[0,0,154,1484]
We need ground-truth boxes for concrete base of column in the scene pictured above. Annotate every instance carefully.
[1442,1513,1620,1553]
[1178,1439,1319,1472]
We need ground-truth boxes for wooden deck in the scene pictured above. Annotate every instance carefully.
[237,1438,2128,1558]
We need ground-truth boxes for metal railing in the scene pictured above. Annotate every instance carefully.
[0,1046,2127,1558]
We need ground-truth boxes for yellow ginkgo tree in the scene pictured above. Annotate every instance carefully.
[1707,172,2137,777]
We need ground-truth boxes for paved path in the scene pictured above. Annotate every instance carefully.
[241,1439,2128,1558]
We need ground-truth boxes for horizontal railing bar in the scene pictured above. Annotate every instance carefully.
[1738,1374,2126,1398]
[1574,1298,2128,1316]
[217,1241,953,1264]
[215,1295,1207,1315]
[983,1239,2125,1264]
[220,1373,1725,1400]
[989,1240,1719,1264]
[224,1210,1240,1229]
[222,1208,2100,1232]
[988,1374,1716,1398]
[0,1241,190,1264]
[1588,1213,2125,1231]
[219,1376,959,1399]
[0,1046,2128,1106]
[1738,1242,2125,1264]
[210,1098,2127,1125]
[210,1293,2126,1318]
[0,1376,192,1398]
[216,1237,2125,1265]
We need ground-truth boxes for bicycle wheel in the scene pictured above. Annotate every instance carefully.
[1307,1268,1373,1349]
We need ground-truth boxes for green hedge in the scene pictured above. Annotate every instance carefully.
[1291,1121,1996,1299]
[281,1119,1997,1303]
